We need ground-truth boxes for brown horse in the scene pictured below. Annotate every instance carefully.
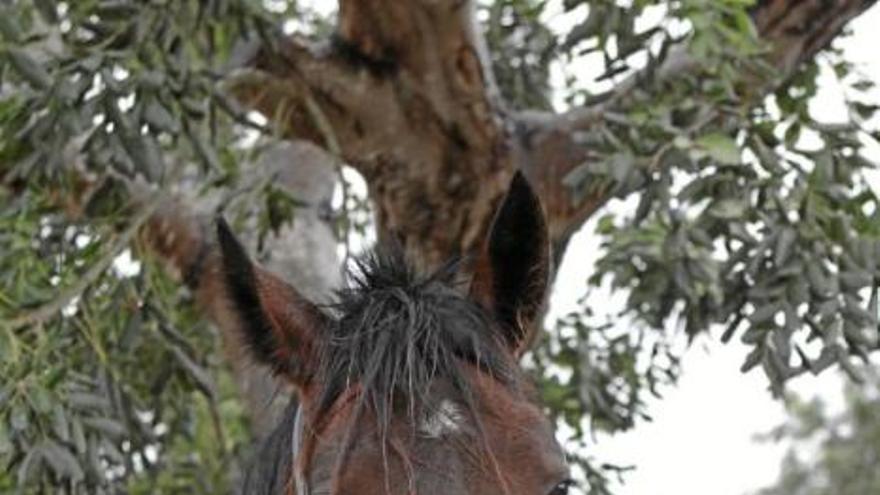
[216,172,572,495]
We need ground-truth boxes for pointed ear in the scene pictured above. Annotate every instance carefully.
[470,171,551,355]
[216,218,330,384]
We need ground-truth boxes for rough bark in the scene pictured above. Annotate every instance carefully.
[228,0,876,269]
[232,1,514,269]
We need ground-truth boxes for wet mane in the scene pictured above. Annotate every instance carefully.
[317,244,516,423]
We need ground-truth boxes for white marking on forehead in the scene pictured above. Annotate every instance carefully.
[419,400,463,438]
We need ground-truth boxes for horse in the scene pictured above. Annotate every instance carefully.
[216,172,572,495]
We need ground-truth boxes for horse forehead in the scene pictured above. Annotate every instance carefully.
[306,388,567,494]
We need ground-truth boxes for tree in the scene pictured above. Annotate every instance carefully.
[756,365,880,495]
[1,0,878,493]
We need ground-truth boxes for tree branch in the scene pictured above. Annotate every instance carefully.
[522,0,878,252]
[225,39,380,158]
[227,0,877,270]
[231,1,515,268]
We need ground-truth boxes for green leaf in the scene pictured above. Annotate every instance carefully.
[51,404,70,443]
[750,302,782,326]
[71,418,87,455]
[710,199,748,219]
[10,406,29,431]
[839,271,873,291]
[67,392,110,412]
[37,440,84,482]
[17,447,43,487]
[696,133,740,165]
[81,417,127,438]
[33,0,59,23]
[0,7,23,41]
[741,345,764,373]
[773,228,797,267]
[143,99,181,134]
[5,48,52,90]
[0,421,11,455]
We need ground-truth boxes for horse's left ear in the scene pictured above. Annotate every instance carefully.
[470,171,551,355]
[216,218,330,385]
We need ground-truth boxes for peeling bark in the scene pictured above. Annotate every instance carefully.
[231,1,516,269]
[227,0,876,271]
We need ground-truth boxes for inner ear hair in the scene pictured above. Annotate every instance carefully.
[215,217,328,381]
[469,171,551,354]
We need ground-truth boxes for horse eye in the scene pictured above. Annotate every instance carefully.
[548,479,574,495]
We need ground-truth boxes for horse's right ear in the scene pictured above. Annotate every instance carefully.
[469,172,551,356]
[216,218,330,385]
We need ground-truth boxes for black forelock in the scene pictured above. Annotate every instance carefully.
[315,242,516,427]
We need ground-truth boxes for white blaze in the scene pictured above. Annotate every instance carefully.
[419,400,463,438]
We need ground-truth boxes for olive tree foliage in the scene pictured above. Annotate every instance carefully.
[755,365,880,495]
[0,0,878,493]
[0,1,315,493]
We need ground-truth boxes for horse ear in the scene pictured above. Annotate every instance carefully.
[216,218,329,384]
[469,171,551,355]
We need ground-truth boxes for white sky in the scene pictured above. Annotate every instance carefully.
[548,6,880,495]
